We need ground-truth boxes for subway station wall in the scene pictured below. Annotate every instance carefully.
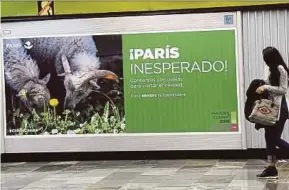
[1,8,289,153]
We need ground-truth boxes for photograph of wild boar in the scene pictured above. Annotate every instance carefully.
[3,35,125,135]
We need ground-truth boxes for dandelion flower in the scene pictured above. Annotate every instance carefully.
[49,98,59,107]
[63,110,71,115]
[67,130,75,135]
[43,132,50,135]
[113,129,118,134]
[51,129,58,134]
[74,128,81,134]
[95,129,101,134]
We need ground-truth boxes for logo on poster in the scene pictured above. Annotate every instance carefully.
[24,41,33,49]
[224,15,233,25]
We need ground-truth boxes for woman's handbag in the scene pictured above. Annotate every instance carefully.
[249,98,279,126]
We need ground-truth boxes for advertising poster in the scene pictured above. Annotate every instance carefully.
[3,29,238,136]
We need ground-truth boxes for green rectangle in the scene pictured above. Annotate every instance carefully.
[1,2,38,17]
[123,30,239,133]
[231,112,237,124]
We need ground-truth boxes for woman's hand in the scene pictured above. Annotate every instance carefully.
[256,86,265,94]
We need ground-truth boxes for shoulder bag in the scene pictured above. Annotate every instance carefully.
[249,98,279,126]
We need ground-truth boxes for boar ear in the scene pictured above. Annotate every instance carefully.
[41,73,51,85]
[17,89,28,99]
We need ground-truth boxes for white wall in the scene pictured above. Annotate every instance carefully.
[242,9,289,148]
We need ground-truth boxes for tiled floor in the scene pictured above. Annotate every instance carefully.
[1,159,289,190]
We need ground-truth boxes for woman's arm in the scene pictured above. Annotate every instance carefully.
[263,65,288,95]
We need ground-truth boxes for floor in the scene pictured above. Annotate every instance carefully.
[1,159,289,190]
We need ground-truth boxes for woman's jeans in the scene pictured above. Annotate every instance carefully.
[265,97,289,155]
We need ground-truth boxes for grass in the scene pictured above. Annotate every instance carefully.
[10,100,125,135]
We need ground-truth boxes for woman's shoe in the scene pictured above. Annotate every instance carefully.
[256,166,278,179]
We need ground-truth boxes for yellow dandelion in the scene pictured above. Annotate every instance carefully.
[49,98,59,107]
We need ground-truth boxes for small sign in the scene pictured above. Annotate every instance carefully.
[38,0,54,16]
[3,30,11,35]
[224,15,234,25]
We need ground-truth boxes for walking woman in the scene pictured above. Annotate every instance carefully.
[256,46,289,178]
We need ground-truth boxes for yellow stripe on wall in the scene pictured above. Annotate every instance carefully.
[2,1,289,17]
[2,2,38,17]
[54,1,289,14]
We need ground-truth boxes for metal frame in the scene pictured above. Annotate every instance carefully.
[0,37,5,154]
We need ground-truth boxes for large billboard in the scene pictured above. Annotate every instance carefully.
[3,29,238,136]
[2,12,246,152]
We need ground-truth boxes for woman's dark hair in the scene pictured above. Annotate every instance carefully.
[262,46,289,86]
